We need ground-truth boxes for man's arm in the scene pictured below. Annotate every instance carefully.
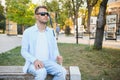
[21,30,36,63]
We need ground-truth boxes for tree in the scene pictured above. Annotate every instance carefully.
[91,0,101,16]
[5,0,36,33]
[45,0,60,27]
[93,0,108,50]
[63,0,84,44]
[0,2,5,33]
[86,0,98,33]
[59,0,74,28]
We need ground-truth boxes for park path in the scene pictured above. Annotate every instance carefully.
[0,34,21,53]
[0,34,120,54]
[57,34,120,49]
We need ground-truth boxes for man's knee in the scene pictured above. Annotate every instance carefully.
[53,67,66,80]
[35,68,47,80]
[56,67,67,77]
[61,67,67,76]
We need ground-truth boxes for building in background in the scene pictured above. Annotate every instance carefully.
[6,20,17,35]
[105,0,120,40]
[107,0,120,24]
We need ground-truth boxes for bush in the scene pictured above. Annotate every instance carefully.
[65,26,71,35]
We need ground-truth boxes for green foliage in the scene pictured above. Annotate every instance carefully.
[65,26,71,35]
[44,0,85,28]
[44,0,72,27]
[87,0,98,6]
[62,0,85,31]
[57,12,67,27]
[0,3,6,32]
[45,0,59,12]
[5,0,36,27]
[45,0,63,26]
[0,20,6,32]
[92,0,102,16]
[0,3,4,14]
[0,13,5,22]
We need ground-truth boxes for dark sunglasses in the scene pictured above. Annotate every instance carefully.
[36,12,49,16]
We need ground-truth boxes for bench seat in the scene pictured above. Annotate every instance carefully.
[0,66,81,80]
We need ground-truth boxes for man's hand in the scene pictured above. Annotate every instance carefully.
[34,59,44,70]
[57,56,63,65]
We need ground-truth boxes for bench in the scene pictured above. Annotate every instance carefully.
[0,66,81,80]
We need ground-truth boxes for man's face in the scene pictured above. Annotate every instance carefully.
[35,8,49,24]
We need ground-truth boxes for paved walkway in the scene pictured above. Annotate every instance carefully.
[57,34,120,49]
[0,34,120,54]
[0,34,21,53]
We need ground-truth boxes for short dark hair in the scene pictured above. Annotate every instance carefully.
[35,6,48,14]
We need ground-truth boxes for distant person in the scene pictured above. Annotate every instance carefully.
[56,24,60,40]
[21,5,66,80]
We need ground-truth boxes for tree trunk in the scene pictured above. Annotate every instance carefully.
[93,0,108,50]
[22,25,24,34]
[75,13,78,44]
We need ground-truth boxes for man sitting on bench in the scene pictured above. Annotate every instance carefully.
[21,5,66,80]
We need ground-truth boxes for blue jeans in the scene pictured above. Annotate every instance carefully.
[27,60,66,80]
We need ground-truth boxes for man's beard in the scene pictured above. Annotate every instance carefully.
[39,20,48,24]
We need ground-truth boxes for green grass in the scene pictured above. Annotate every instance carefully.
[0,43,120,80]
[0,47,24,65]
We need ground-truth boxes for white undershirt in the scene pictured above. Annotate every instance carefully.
[35,31,49,61]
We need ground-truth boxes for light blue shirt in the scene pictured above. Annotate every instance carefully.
[21,25,60,73]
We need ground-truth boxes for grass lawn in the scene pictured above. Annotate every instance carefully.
[0,43,120,80]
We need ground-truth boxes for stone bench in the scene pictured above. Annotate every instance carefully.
[0,66,81,80]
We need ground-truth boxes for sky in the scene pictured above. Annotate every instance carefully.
[32,0,40,4]
[32,0,51,4]
[1,0,5,6]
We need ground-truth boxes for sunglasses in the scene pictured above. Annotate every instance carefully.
[36,12,49,16]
